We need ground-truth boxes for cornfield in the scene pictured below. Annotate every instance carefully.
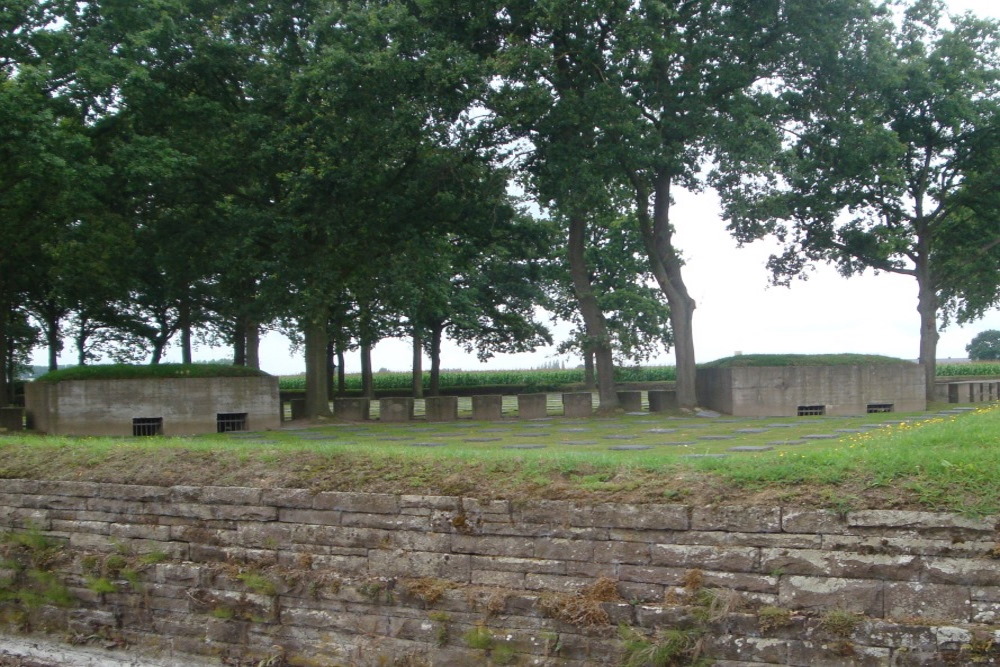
[279,362,1000,392]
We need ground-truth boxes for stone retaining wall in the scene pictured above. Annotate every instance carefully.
[1,480,999,665]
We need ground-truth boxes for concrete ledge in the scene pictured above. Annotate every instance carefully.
[471,395,502,421]
[379,397,413,422]
[424,396,458,422]
[562,392,593,418]
[333,398,370,421]
[648,389,677,412]
[616,391,643,412]
[517,393,548,419]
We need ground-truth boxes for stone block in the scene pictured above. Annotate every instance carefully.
[517,393,548,419]
[313,491,399,514]
[616,391,643,412]
[0,406,24,431]
[471,395,503,421]
[368,549,471,580]
[692,505,782,533]
[334,398,370,421]
[379,397,413,422]
[760,548,919,581]
[779,575,884,616]
[884,582,972,623]
[782,509,847,534]
[649,544,759,572]
[846,510,995,532]
[648,389,678,412]
[424,396,458,422]
[561,392,593,417]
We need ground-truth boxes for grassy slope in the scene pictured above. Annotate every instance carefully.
[2,403,998,514]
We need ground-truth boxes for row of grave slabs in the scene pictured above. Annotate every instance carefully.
[225,406,978,460]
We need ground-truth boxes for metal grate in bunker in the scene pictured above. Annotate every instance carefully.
[217,412,248,433]
[132,417,163,437]
[797,405,826,417]
[867,403,894,414]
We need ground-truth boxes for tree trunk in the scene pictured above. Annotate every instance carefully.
[245,321,260,369]
[326,341,336,399]
[76,318,89,367]
[411,332,424,398]
[0,302,9,407]
[360,344,374,399]
[303,317,331,418]
[583,349,596,389]
[232,317,247,366]
[915,253,939,402]
[568,213,619,413]
[428,323,444,397]
[45,311,60,372]
[179,299,192,364]
[150,340,165,365]
[336,350,346,395]
[637,171,698,408]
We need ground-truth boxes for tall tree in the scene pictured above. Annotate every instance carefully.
[719,0,1000,399]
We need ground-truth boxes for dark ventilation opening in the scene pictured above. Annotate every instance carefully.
[217,412,248,433]
[867,403,894,414]
[797,405,826,417]
[132,417,163,437]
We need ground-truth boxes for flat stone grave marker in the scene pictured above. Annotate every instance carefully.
[728,446,774,452]
[515,432,552,438]
[734,428,770,434]
[802,434,840,440]
[625,412,650,417]
[698,435,734,440]
[561,440,599,445]
[716,419,741,423]
[609,445,652,451]
[409,442,447,447]
[682,453,729,459]
[603,435,637,440]
[381,436,416,442]
[529,417,554,422]
[659,441,695,446]
[425,432,464,437]
[463,437,501,443]
[521,423,551,429]
[769,440,807,446]
[764,423,797,428]
[647,428,678,434]
[835,428,866,433]
[559,428,591,433]
[696,410,722,418]
[481,428,511,433]
[504,444,547,449]
[245,440,280,445]
[953,407,976,411]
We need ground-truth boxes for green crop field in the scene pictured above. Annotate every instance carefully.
[278,360,1000,393]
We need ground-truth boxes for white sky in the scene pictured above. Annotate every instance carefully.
[36,0,1000,376]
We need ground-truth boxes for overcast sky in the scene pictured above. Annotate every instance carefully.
[39,0,1000,376]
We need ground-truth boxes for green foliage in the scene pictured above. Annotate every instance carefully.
[85,576,117,595]
[939,363,1000,377]
[967,331,1000,361]
[703,354,911,368]
[618,624,706,667]
[236,572,277,597]
[280,367,678,393]
[36,363,269,382]
[463,624,494,651]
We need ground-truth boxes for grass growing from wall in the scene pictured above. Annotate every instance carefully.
[36,364,270,382]
[1,403,999,513]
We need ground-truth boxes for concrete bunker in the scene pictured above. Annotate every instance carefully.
[25,366,280,436]
[696,356,926,417]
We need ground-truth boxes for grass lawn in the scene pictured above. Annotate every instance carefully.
[2,400,998,515]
